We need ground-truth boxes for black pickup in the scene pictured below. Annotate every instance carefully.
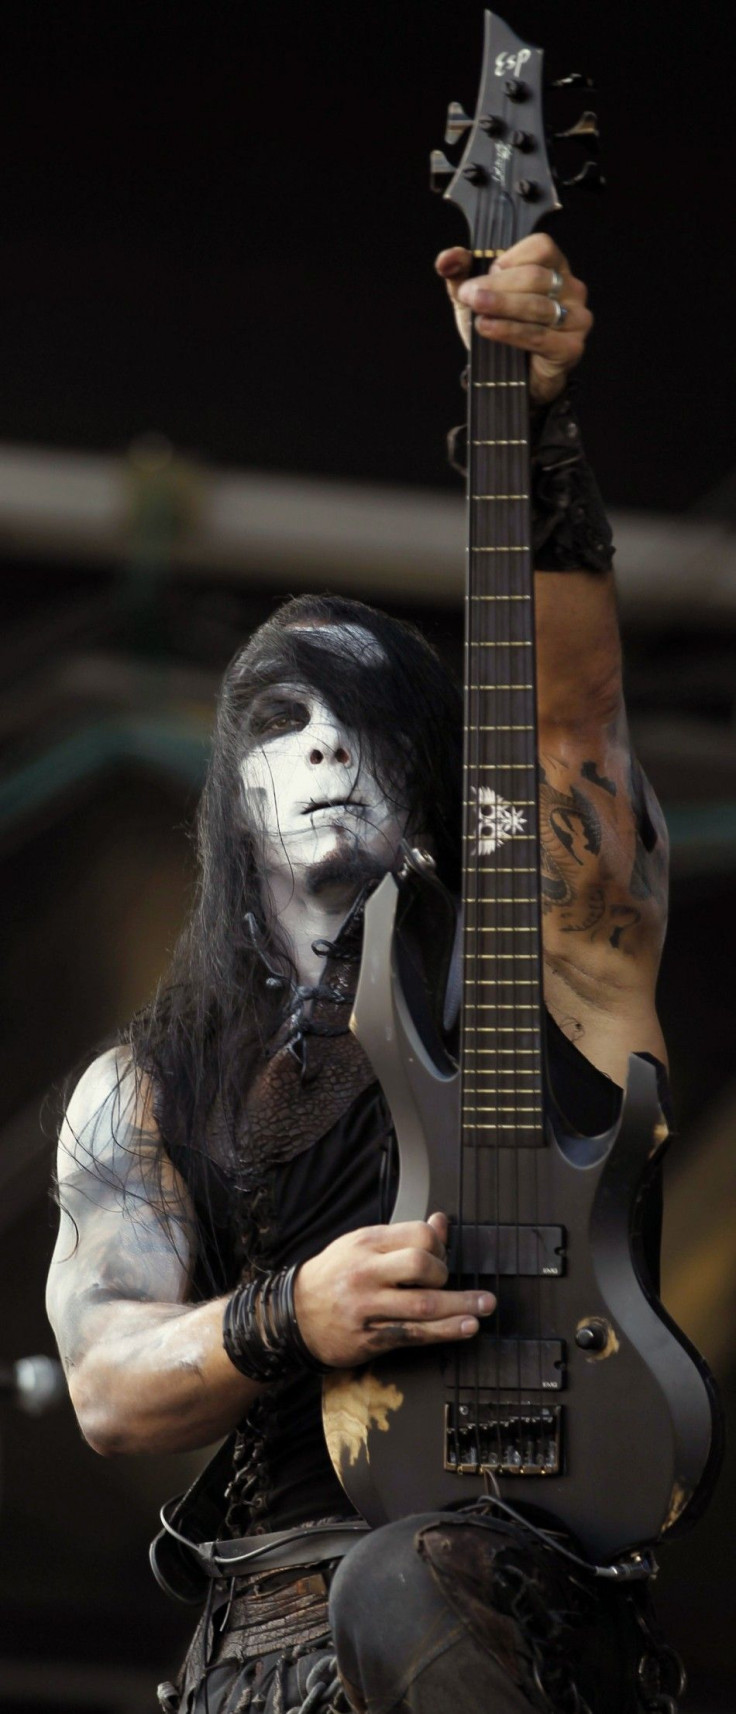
[447,1222,565,1278]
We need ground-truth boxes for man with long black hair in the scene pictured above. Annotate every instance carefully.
[47,236,676,1714]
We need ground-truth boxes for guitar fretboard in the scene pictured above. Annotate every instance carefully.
[461,323,544,1149]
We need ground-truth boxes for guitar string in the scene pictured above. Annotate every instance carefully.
[507,310,525,1443]
[472,300,483,1476]
[455,247,476,1477]
[516,327,542,1446]
[487,193,504,1475]
[522,334,546,1444]
[488,193,504,1477]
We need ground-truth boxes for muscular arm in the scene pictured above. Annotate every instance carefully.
[48,1051,495,1456]
[534,568,668,1082]
[46,1049,262,1455]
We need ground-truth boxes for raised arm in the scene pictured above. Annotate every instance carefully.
[438,236,669,1084]
[46,1048,261,1455]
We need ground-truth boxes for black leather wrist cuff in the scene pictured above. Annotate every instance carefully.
[223,1264,327,1383]
[530,386,614,574]
[447,382,614,576]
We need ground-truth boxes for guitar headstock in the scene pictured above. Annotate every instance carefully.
[430,11,559,252]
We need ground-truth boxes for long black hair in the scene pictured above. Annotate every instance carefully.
[61,594,462,1291]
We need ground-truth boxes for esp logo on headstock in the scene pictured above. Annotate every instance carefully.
[431,11,603,252]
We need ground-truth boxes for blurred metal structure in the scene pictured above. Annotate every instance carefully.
[1,440,736,615]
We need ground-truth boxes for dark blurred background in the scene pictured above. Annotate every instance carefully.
[1,2,735,1709]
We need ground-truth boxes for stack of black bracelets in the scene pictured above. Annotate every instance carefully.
[223,1265,327,1382]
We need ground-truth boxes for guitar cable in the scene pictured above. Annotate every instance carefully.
[466,1483,657,1582]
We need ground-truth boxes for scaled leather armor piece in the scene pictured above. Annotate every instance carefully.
[530,387,614,575]
[241,952,375,1170]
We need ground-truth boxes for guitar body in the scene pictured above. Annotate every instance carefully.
[324,8,722,1566]
[323,871,719,1563]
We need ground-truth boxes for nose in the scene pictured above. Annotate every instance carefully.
[309,733,351,766]
[307,707,352,767]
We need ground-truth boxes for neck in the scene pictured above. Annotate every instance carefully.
[264,871,365,988]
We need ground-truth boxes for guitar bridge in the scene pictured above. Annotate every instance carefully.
[444,1399,562,1476]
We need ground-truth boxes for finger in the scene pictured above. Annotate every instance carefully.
[364,1313,485,1352]
[493,233,570,276]
[465,288,586,333]
[434,246,472,282]
[427,1210,449,1248]
[461,265,587,309]
[474,316,588,367]
[370,1287,495,1324]
[359,1220,447,1259]
[374,1247,449,1288]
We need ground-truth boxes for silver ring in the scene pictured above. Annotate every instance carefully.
[551,299,568,327]
[548,268,564,299]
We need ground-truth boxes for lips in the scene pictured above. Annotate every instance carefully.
[304,798,365,816]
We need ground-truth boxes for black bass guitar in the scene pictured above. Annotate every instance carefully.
[323,9,722,1566]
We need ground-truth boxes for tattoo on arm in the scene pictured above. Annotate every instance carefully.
[538,755,660,954]
[539,764,605,927]
[580,759,617,797]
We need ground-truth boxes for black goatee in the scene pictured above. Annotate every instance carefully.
[304,846,389,898]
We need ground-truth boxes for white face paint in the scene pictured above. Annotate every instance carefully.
[239,683,409,890]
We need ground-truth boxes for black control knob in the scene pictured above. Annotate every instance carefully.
[575,1321,608,1353]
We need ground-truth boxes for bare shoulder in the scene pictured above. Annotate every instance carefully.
[58,1044,156,1179]
[48,1045,197,1364]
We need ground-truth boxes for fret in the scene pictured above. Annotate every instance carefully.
[464,1124,540,1133]
[472,381,525,388]
[463,1102,541,1111]
[463,1055,538,1069]
[467,926,537,934]
[466,1027,541,1034]
[466,684,533,691]
[470,545,528,553]
[471,492,528,499]
[463,1074,541,1082]
[466,946,535,959]
[463,987,535,1000]
[475,897,536,904]
[471,596,531,602]
[466,1048,541,1056]
[465,873,537,886]
[471,438,527,446]
[469,641,532,647]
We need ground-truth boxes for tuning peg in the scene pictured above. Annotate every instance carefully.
[445,101,472,145]
[549,72,595,90]
[562,158,606,191]
[555,110,600,144]
[430,149,455,193]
